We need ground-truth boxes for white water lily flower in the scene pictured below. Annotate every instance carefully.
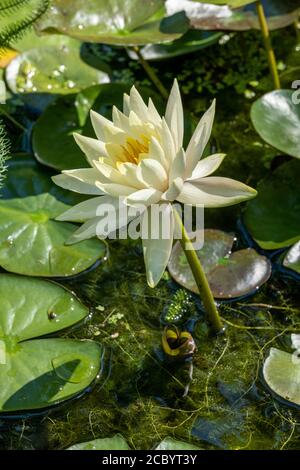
[53,80,256,287]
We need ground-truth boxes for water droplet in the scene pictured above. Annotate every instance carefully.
[66,80,75,89]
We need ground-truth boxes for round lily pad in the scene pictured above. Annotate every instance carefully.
[32,83,163,171]
[127,30,222,61]
[5,35,109,95]
[0,153,87,205]
[68,434,131,450]
[35,0,183,46]
[244,159,300,250]
[0,193,105,277]
[0,273,102,413]
[282,241,300,274]
[263,335,300,407]
[168,229,271,299]
[251,90,300,159]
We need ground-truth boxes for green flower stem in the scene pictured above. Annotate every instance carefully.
[132,46,169,99]
[0,107,26,131]
[173,209,224,334]
[255,0,281,90]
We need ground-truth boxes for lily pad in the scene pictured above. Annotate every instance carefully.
[127,29,222,61]
[282,242,300,274]
[35,0,184,46]
[244,159,300,250]
[263,335,300,407]
[68,434,131,450]
[251,90,300,160]
[5,35,109,95]
[0,153,86,205]
[0,273,101,412]
[166,0,300,31]
[32,83,163,171]
[168,229,271,299]
[155,437,202,450]
[0,193,105,277]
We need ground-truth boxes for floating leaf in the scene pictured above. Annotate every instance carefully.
[166,0,300,31]
[0,193,105,277]
[251,90,300,160]
[68,434,130,450]
[282,241,300,274]
[32,83,163,170]
[263,335,300,406]
[0,273,101,412]
[244,160,300,250]
[127,29,222,61]
[155,437,202,450]
[5,35,109,95]
[0,153,86,205]
[168,229,271,299]
[35,0,184,46]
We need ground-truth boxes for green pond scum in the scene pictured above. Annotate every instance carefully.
[0,1,300,452]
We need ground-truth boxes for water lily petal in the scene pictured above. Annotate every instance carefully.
[188,153,226,181]
[148,136,168,170]
[160,118,176,167]
[56,196,113,222]
[125,188,162,207]
[95,182,136,197]
[162,177,184,202]
[73,133,108,166]
[177,177,257,207]
[137,158,168,191]
[123,93,130,116]
[185,99,216,177]
[52,169,105,195]
[148,98,161,124]
[169,148,186,184]
[142,203,174,287]
[165,79,184,152]
[129,85,149,122]
[90,110,122,141]
[94,159,140,189]
[118,162,145,189]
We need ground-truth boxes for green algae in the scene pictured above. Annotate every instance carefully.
[0,239,299,450]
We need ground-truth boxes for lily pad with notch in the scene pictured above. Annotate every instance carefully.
[168,229,271,299]
[0,273,101,413]
[32,83,164,171]
[0,193,105,277]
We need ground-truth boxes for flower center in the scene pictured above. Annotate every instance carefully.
[121,135,150,164]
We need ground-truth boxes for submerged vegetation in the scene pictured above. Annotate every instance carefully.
[0,0,300,451]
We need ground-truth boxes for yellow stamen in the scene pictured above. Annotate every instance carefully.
[120,135,150,164]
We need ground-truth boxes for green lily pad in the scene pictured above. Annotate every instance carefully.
[35,0,184,46]
[166,0,300,31]
[244,159,300,250]
[0,273,101,412]
[155,437,202,450]
[282,242,300,274]
[5,35,109,95]
[168,229,271,299]
[0,153,86,205]
[263,334,300,406]
[32,83,163,171]
[251,90,300,160]
[127,29,222,61]
[68,434,131,450]
[0,193,105,277]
